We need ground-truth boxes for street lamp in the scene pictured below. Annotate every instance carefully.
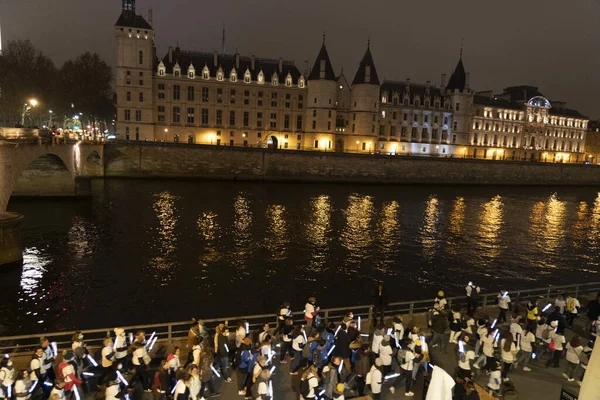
[21,98,38,125]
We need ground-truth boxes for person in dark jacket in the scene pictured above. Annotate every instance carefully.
[430,309,449,354]
[155,359,171,395]
[373,283,388,326]
[333,325,352,378]
[587,293,600,327]
[354,344,371,397]
[215,327,232,383]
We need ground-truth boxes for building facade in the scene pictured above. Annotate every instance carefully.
[115,0,589,161]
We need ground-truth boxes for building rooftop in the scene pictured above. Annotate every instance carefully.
[115,11,153,30]
[308,43,336,81]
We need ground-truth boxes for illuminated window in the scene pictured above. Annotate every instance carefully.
[230,70,237,82]
[272,73,278,86]
[258,71,265,84]
[298,77,305,88]
[202,66,210,80]
[244,69,251,83]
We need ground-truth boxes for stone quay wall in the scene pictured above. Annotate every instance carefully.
[104,142,600,185]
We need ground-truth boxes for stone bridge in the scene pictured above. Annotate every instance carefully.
[0,143,104,212]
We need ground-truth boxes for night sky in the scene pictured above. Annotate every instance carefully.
[1,0,599,119]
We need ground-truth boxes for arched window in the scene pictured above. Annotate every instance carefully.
[173,63,181,78]
[230,70,237,82]
[298,77,305,88]
[188,65,195,79]
[244,69,251,83]
[285,74,292,87]
[202,66,210,80]
[272,73,278,86]
[217,68,224,81]
[157,62,166,77]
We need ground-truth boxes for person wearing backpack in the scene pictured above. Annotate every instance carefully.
[377,336,393,376]
[395,340,415,397]
[304,297,319,337]
[303,334,319,366]
[299,365,319,399]
[323,357,341,399]
[368,358,383,400]
[563,336,583,382]
[251,369,271,400]
[312,339,327,373]
[199,346,220,398]
[565,294,581,328]
[237,338,253,396]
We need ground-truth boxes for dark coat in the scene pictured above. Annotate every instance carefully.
[334,330,351,358]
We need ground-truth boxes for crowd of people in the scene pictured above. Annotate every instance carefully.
[0,283,599,400]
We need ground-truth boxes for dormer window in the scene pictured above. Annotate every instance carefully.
[173,63,181,77]
[258,71,265,84]
[244,69,251,83]
[217,68,224,81]
[187,65,195,79]
[230,69,237,82]
[157,62,166,77]
[285,74,292,87]
[298,77,305,88]
[202,66,210,80]
[272,73,279,86]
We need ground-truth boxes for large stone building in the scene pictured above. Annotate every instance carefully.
[115,0,589,161]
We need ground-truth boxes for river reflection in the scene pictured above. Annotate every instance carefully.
[6,181,600,334]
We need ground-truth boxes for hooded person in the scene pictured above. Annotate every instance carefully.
[113,328,128,371]
[369,358,383,400]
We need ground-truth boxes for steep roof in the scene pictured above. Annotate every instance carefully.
[381,81,445,101]
[352,46,380,85]
[160,49,303,84]
[446,58,466,91]
[115,12,152,30]
[549,107,587,119]
[308,44,336,81]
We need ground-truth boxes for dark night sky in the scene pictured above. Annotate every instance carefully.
[1,0,599,119]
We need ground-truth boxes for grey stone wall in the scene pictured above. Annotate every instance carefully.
[104,142,600,185]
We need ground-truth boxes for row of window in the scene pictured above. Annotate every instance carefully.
[158,64,306,89]
[125,70,144,86]
[479,109,586,128]
[382,111,449,125]
[472,133,582,152]
[157,84,305,108]
[156,107,304,130]
[381,95,450,110]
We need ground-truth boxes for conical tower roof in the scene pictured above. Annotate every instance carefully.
[446,57,466,91]
[308,43,336,81]
[352,44,380,85]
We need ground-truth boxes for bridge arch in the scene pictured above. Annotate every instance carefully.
[0,144,103,211]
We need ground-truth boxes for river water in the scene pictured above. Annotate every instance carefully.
[2,180,600,335]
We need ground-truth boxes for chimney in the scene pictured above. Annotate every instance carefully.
[251,55,256,70]
[426,80,431,94]
[278,58,283,73]
[235,53,240,69]
[405,78,410,92]
[168,46,173,64]
[465,73,470,90]
[441,73,447,89]
[148,8,153,26]
[213,51,218,67]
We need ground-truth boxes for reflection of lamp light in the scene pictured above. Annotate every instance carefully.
[209,133,215,145]
[29,99,38,107]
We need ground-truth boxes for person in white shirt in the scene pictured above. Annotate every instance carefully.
[258,324,270,344]
[277,302,292,333]
[173,374,190,400]
[113,328,128,371]
[466,283,481,315]
[515,326,535,371]
[104,378,121,400]
[398,343,416,397]
[497,291,511,324]
[434,291,447,311]
[554,295,567,314]
[304,297,319,337]
[546,328,566,368]
[457,339,475,379]
[371,324,384,356]
[487,362,502,396]
[101,337,115,368]
[236,322,247,349]
[191,344,201,366]
[369,359,383,400]
[378,336,393,375]
[50,380,66,400]
[187,364,200,400]
[254,370,270,400]
[563,336,583,381]
[500,334,517,382]
[14,369,32,400]
[29,348,46,383]
[509,322,522,344]
[290,326,307,375]
[0,358,16,399]
[131,332,152,391]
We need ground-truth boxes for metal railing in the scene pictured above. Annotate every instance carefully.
[1,281,599,359]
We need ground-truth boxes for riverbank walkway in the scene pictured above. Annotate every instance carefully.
[1,281,598,399]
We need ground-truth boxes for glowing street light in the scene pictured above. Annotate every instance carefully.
[29,99,38,107]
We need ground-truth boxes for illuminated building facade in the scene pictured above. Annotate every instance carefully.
[115,0,588,161]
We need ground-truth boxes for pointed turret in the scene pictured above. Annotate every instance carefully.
[308,43,336,81]
[352,43,380,85]
[446,57,466,92]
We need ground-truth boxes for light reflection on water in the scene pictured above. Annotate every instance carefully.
[6,181,600,334]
